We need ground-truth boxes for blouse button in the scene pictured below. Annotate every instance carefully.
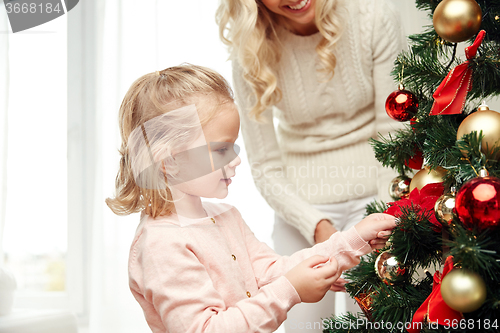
[246,291,251,298]
[211,218,216,224]
[232,254,236,261]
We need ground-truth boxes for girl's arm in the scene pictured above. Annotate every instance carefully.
[232,60,333,245]
[130,229,300,333]
[232,206,372,287]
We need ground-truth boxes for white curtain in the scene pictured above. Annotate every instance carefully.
[0,1,9,267]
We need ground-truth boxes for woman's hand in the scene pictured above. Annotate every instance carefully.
[314,219,337,244]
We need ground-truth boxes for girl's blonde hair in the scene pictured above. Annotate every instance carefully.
[106,64,234,218]
[216,0,344,119]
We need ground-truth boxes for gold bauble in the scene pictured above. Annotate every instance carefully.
[433,0,482,43]
[409,166,447,192]
[375,251,405,285]
[457,104,500,156]
[434,190,456,224]
[389,175,412,200]
[441,268,487,313]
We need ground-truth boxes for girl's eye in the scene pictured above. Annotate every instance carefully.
[215,147,228,154]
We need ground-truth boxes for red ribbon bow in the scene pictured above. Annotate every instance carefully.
[407,256,463,333]
[430,30,486,116]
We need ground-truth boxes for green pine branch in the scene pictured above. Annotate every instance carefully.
[370,125,421,175]
[446,223,500,281]
[390,204,443,270]
[364,200,387,216]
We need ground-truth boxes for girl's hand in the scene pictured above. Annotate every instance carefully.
[329,277,347,292]
[285,256,341,303]
[354,213,396,250]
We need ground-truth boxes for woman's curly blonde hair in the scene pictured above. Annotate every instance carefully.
[216,0,344,120]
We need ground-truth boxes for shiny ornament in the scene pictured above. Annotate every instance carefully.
[433,0,482,43]
[375,251,406,285]
[354,292,375,321]
[441,268,487,313]
[457,104,500,157]
[409,166,447,192]
[389,175,412,200]
[405,147,424,170]
[455,170,500,230]
[385,85,418,121]
[434,188,457,224]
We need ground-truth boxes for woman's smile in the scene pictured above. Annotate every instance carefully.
[284,0,311,13]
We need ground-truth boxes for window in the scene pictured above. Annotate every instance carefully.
[2,15,77,311]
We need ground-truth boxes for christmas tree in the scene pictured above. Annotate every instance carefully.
[324,1,500,332]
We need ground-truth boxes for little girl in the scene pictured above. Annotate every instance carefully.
[106,64,396,333]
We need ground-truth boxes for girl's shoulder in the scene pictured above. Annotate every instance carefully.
[203,201,238,218]
[203,201,247,231]
[128,203,244,258]
[129,203,243,251]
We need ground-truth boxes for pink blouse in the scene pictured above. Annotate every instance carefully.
[128,202,372,332]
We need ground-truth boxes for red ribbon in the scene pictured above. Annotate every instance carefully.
[407,256,463,333]
[430,30,486,116]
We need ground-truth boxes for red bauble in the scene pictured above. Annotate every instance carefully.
[455,176,500,230]
[404,147,424,170]
[385,88,418,121]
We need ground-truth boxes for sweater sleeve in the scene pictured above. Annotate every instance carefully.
[134,228,301,333]
[371,0,407,203]
[232,60,333,245]
[234,207,372,287]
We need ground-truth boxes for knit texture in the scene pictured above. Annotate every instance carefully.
[232,0,405,245]
[128,202,372,333]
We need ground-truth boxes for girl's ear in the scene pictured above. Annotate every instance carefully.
[161,155,180,176]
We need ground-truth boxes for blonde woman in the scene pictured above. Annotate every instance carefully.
[217,0,403,331]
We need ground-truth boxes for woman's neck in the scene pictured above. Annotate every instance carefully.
[286,21,319,36]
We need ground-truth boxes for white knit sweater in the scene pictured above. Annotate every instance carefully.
[232,0,404,245]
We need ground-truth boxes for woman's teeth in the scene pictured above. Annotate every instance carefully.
[288,0,308,10]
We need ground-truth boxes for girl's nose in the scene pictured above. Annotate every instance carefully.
[228,155,241,168]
